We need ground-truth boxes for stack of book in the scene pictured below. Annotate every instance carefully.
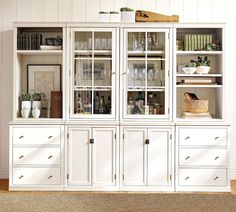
[184,34,213,51]
[17,33,42,50]
[182,112,212,119]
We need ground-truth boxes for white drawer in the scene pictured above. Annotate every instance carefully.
[179,148,227,166]
[12,167,61,185]
[13,148,61,165]
[179,128,227,146]
[178,168,227,186]
[13,127,61,145]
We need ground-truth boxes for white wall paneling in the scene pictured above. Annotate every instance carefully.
[155,0,170,15]
[197,0,212,23]
[44,0,59,21]
[100,0,114,12]
[212,0,226,23]
[183,0,198,23]
[30,0,45,21]
[72,0,86,22]
[170,0,184,22]
[127,0,142,10]
[86,0,99,21]
[16,0,31,21]
[58,0,72,21]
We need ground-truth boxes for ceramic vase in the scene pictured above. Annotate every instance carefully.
[32,107,40,118]
[121,11,135,23]
[32,101,41,110]
[21,108,30,118]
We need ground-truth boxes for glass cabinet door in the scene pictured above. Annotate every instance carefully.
[71,29,115,119]
[124,29,169,119]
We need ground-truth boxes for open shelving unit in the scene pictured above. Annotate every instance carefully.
[174,26,225,121]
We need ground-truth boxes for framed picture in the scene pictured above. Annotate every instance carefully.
[27,64,61,102]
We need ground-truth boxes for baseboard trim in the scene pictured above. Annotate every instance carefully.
[0,168,9,179]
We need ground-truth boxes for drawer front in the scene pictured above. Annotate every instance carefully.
[13,167,61,185]
[178,168,227,186]
[13,148,61,165]
[13,127,61,145]
[179,128,227,146]
[179,148,227,166]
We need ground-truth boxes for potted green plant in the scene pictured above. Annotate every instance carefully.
[182,60,197,74]
[196,56,211,74]
[120,7,135,23]
[31,92,42,110]
[99,11,110,22]
[109,11,120,22]
[20,92,31,118]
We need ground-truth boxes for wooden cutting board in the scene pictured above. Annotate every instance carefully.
[136,10,179,22]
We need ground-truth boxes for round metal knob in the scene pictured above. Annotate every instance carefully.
[48,175,53,179]
[185,156,190,160]
[19,155,24,159]
[185,176,190,180]
[214,156,219,160]
[48,155,53,159]
[185,136,190,140]
[19,175,24,179]
[214,176,219,181]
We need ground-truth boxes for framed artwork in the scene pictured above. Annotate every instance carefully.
[27,64,61,102]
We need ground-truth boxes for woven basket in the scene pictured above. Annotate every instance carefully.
[184,99,208,113]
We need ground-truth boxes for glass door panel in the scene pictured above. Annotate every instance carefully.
[74,59,92,87]
[124,29,169,118]
[75,32,92,51]
[93,90,112,114]
[94,32,112,51]
[94,60,112,87]
[74,90,92,114]
[147,61,165,87]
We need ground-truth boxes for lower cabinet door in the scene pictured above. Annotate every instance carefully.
[68,128,92,186]
[123,128,147,186]
[13,167,60,185]
[93,128,116,186]
[148,129,171,186]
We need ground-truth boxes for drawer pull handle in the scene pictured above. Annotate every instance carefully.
[214,136,219,140]
[48,175,53,179]
[214,156,219,160]
[19,175,24,179]
[185,176,190,180]
[19,155,24,159]
[90,138,94,144]
[185,136,190,140]
[19,136,24,139]
[48,155,53,159]
[214,176,219,181]
[48,136,53,139]
[185,156,190,160]
[145,139,150,145]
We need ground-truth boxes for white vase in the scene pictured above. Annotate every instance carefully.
[32,101,41,110]
[196,66,211,74]
[32,108,40,118]
[121,11,135,23]
[21,108,30,118]
[99,13,110,22]
[21,101,31,110]
[110,13,120,22]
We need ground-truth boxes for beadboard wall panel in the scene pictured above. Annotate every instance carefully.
[0,0,230,179]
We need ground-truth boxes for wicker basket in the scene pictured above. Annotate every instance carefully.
[184,98,209,113]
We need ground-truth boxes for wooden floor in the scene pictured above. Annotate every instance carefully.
[1,179,236,193]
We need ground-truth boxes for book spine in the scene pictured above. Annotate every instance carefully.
[203,34,207,50]
[184,34,188,51]
[200,35,204,50]
[206,34,210,45]
[194,34,197,51]
[197,34,200,50]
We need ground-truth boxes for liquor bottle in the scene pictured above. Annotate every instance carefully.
[94,92,100,114]
[99,96,105,114]
[75,94,83,114]
[148,93,154,114]
[105,96,111,114]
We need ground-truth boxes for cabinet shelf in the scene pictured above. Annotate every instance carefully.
[176,51,222,55]
[17,50,63,55]
[128,86,165,92]
[74,50,112,55]
[176,84,222,88]
[74,57,112,60]
[176,74,223,77]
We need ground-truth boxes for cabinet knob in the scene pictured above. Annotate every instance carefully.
[19,175,24,179]
[19,136,24,139]
[19,155,24,159]
[185,156,190,160]
[90,138,94,144]
[48,136,53,139]
[214,176,219,181]
[185,136,190,140]
[214,156,219,160]
[214,136,219,140]
[48,155,53,159]
[48,175,53,179]
[112,72,115,75]
[185,176,190,180]
[145,139,150,145]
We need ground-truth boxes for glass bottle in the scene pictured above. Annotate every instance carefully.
[94,92,100,114]
[75,94,83,114]
[148,93,154,114]
[105,96,111,114]
[99,96,105,114]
